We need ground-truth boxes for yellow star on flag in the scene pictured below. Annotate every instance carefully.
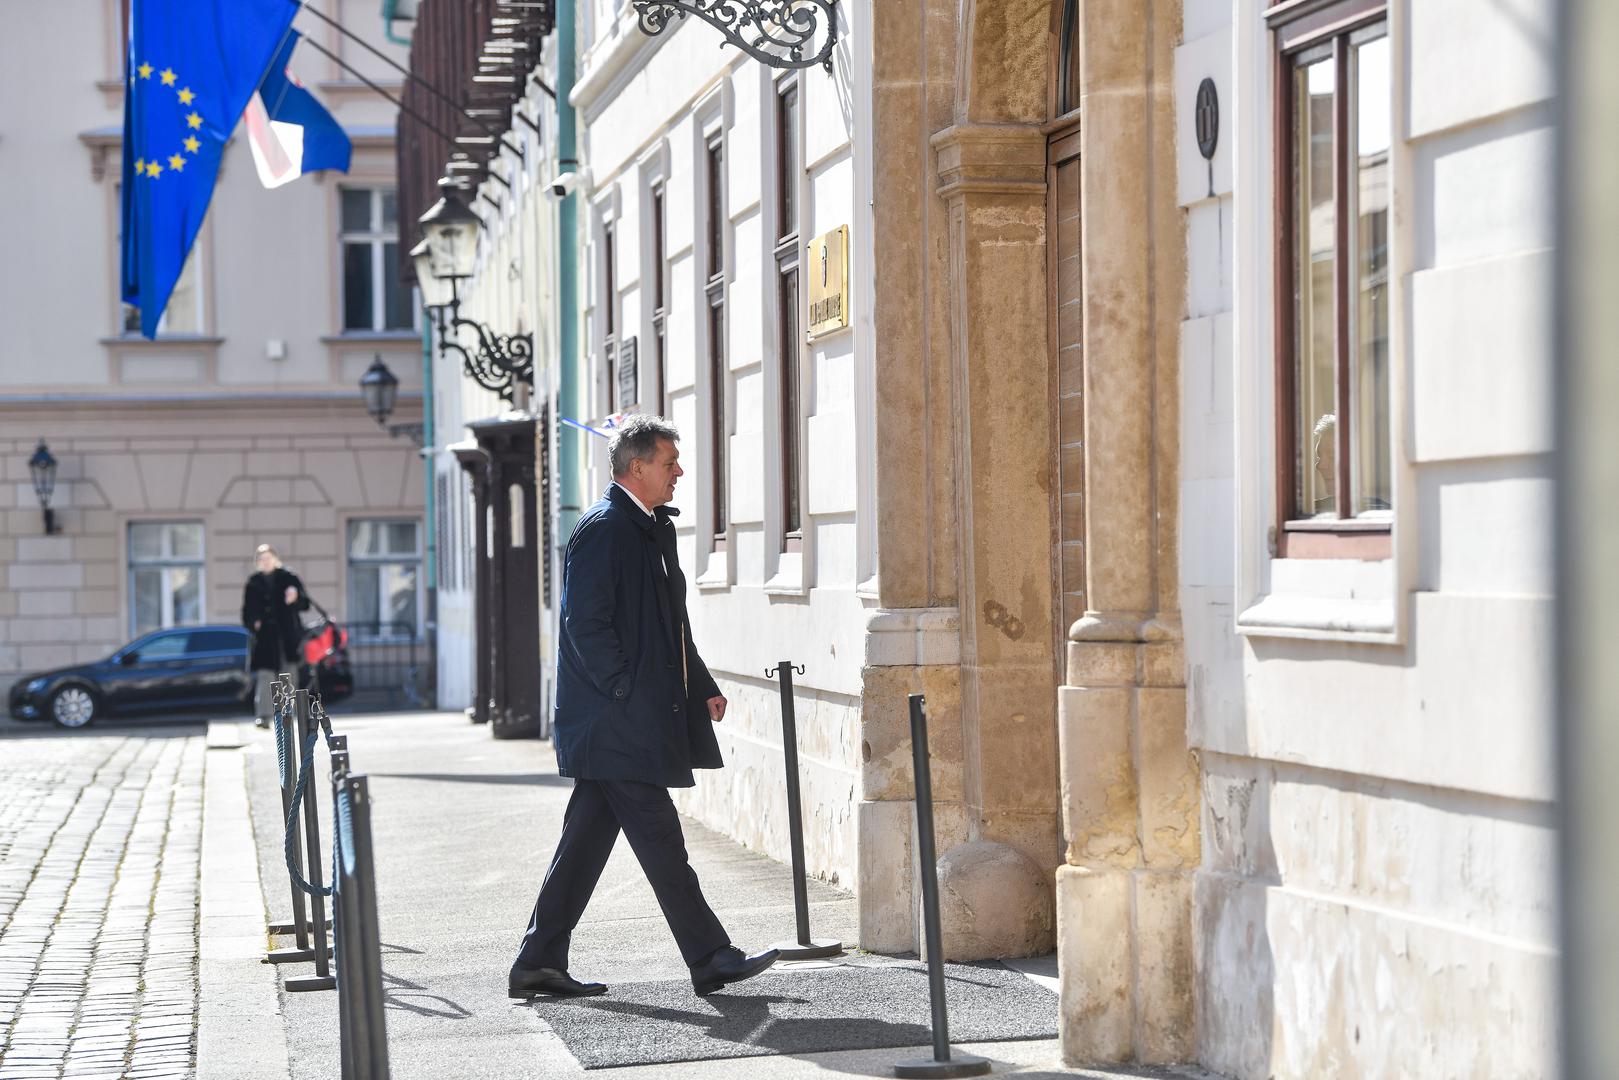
[146,161,163,178]
[160,68,177,86]
[168,154,186,171]
[177,87,195,105]
[183,135,200,154]
[137,62,153,79]
[134,157,146,173]
[186,112,203,130]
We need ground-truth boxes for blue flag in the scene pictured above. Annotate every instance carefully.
[121,0,297,339]
[246,31,352,188]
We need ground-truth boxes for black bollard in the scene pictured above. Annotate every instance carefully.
[766,661,842,961]
[336,774,391,1079]
[266,672,315,963]
[285,686,337,993]
[894,694,989,1079]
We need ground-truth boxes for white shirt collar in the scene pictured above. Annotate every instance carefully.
[614,481,655,520]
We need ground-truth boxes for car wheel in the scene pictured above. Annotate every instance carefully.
[49,686,97,729]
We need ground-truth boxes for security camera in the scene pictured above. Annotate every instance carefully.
[545,169,587,200]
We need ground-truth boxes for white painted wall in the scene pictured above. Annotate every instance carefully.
[1178,0,1557,1075]
[569,7,872,890]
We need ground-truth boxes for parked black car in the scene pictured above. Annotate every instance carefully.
[7,624,352,729]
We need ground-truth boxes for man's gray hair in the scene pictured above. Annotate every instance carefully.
[608,414,680,477]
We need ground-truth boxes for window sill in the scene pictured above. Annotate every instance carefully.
[1236,556,1398,643]
[320,331,423,344]
[102,335,223,347]
[695,545,730,591]
[764,550,807,596]
[1277,522,1392,559]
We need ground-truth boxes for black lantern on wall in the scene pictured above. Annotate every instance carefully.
[27,440,60,535]
[359,355,425,447]
[415,187,535,404]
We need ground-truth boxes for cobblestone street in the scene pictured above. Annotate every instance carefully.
[0,726,205,1080]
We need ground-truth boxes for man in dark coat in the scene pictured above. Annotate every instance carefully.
[240,544,309,727]
[510,415,778,999]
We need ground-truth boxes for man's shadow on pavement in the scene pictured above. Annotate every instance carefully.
[534,992,933,1063]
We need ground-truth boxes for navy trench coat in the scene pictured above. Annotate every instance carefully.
[553,485,724,789]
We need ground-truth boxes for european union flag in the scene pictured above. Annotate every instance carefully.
[121,0,297,339]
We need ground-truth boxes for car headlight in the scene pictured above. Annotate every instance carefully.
[23,677,49,694]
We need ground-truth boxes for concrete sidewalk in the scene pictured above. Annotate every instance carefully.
[201,710,1212,1079]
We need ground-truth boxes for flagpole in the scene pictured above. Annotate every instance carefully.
[288,0,557,126]
[293,34,467,152]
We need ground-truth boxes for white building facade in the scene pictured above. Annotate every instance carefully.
[1176,0,1557,1073]
[569,3,875,891]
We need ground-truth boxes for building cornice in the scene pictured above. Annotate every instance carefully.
[930,123,1047,201]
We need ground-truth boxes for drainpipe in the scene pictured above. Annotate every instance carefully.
[422,308,438,708]
[556,0,582,541]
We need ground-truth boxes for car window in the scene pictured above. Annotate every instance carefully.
[132,632,193,660]
[191,629,247,654]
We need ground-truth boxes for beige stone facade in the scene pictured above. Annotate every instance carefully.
[0,0,424,699]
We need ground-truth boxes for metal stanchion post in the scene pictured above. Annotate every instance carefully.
[330,746,357,1080]
[342,774,391,1078]
[285,687,337,993]
[766,661,842,961]
[267,672,315,964]
[894,694,989,1079]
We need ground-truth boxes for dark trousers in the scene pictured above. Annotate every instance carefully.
[516,778,730,970]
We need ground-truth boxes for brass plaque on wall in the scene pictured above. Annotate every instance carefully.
[806,225,849,339]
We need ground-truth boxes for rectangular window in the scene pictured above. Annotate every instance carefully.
[128,522,204,636]
[1273,0,1390,558]
[118,181,205,336]
[341,187,415,333]
[651,181,668,417]
[706,131,729,548]
[774,79,804,545]
[347,518,422,638]
[603,218,619,412]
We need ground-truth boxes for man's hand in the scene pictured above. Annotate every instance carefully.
[284,586,299,605]
[707,695,728,723]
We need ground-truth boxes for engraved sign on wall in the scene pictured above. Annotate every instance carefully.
[806,225,849,339]
[616,336,638,410]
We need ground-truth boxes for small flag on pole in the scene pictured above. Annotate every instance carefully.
[245,30,352,190]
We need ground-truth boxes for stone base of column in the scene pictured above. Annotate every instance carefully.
[1056,864,1195,1066]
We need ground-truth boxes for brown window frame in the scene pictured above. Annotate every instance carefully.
[705,131,729,550]
[650,180,667,418]
[774,76,804,551]
[602,218,619,413]
[1270,0,1391,560]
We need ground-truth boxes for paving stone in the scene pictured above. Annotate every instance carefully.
[0,729,204,1076]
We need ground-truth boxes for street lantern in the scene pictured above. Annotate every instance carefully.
[27,439,59,535]
[359,355,400,426]
[418,189,480,285]
[411,238,454,311]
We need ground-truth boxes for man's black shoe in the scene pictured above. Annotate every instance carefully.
[508,964,607,999]
[689,946,780,995]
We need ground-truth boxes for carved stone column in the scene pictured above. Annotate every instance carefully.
[924,122,1058,958]
[1054,0,1196,1064]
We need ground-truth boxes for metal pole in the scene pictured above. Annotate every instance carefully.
[767,661,841,960]
[267,672,315,964]
[331,749,356,1080]
[894,694,988,1079]
[345,774,392,1078]
[285,687,337,992]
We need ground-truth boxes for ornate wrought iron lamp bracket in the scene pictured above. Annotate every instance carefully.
[632,0,838,73]
[432,300,535,405]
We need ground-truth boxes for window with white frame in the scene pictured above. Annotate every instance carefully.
[128,522,205,635]
[347,518,422,636]
[341,187,415,332]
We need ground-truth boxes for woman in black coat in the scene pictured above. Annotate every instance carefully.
[241,544,310,727]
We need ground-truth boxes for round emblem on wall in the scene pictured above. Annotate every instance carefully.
[1195,77,1219,161]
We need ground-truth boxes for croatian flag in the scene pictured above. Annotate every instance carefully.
[244,30,351,189]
